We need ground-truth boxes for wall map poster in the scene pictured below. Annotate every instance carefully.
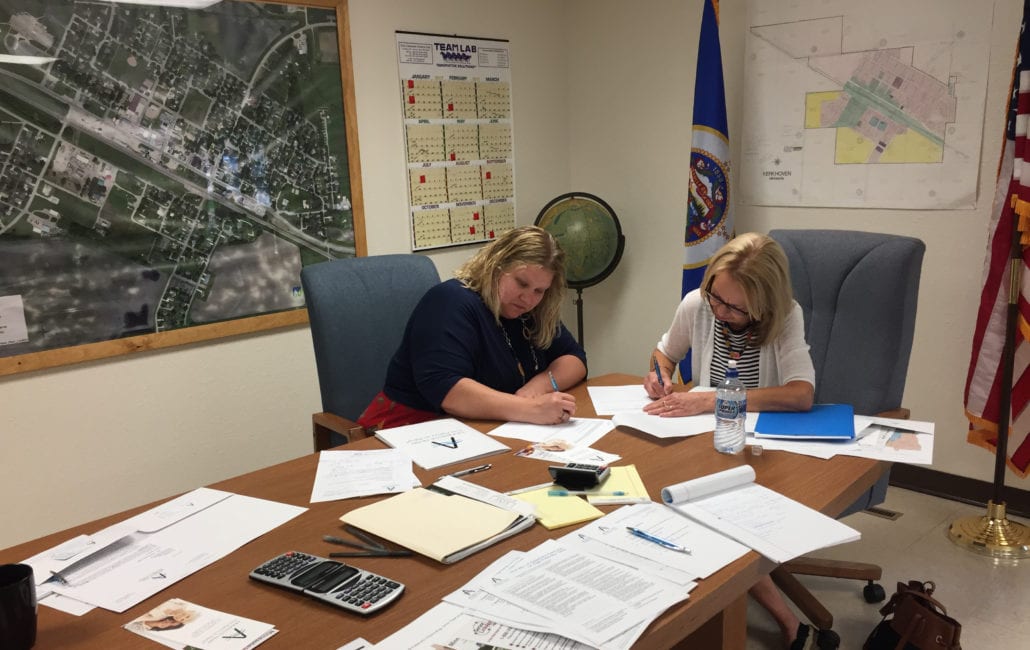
[0,0,362,373]
[396,31,516,250]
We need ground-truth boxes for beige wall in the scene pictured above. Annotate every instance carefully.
[0,0,1022,550]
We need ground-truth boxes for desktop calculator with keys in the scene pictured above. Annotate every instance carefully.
[249,551,404,614]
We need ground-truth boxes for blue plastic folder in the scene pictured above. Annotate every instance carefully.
[754,404,855,440]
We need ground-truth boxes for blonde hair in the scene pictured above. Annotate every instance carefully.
[454,226,567,348]
[701,232,794,346]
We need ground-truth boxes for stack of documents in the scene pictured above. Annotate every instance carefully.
[22,488,306,615]
[124,597,277,649]
[379,501,752,649]
[340,477,535,564]
[749,415,935,464]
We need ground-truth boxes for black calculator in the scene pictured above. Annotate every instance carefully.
[249,551,404,615]
[548,463,611,489]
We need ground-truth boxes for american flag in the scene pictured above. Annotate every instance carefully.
[964,0,1030,478]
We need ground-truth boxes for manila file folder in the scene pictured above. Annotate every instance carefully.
[340,488,528,564]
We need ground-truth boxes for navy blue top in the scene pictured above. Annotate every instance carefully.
[384,279,587,412]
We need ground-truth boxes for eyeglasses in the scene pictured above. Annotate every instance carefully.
[703,290,750,319]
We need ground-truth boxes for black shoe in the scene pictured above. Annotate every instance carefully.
[789,623,811,650]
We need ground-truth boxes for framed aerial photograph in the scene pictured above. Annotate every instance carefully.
[0,0,363,376]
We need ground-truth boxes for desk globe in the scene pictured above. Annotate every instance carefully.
[535,192,625,346]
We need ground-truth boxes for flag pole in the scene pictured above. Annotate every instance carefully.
[949,211,1030,558]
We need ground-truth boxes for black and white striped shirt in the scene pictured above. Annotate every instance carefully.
[710,321,760,388]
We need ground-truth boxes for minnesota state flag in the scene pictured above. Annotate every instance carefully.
[682,0,732,381]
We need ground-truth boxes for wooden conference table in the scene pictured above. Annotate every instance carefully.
[0,374,884,649]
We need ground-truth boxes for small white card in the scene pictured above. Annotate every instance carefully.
[124,598,277,649]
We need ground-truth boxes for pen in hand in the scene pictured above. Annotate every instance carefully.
[652,357,665,389]
[548,371,560,392]
[626,526,691,554]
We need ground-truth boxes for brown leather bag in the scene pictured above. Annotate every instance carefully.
[863,580,962,650]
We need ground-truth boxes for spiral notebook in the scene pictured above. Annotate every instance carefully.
[661,466,859,563]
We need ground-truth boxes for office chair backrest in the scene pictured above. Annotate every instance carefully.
[769,229,925,416]
[301,254,440,421]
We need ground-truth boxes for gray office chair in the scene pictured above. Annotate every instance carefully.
[768,229,925,642]
[301,254,440,451]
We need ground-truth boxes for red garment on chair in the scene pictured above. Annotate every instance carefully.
[357,391,441,431]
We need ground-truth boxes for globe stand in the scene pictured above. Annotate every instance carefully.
[574,288,584,345]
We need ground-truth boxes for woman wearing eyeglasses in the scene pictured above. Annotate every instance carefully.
[643,231,814,415]
[643,231,817,650]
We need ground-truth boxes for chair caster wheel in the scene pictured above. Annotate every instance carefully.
[864,582,886,603]
[815,629,840,649]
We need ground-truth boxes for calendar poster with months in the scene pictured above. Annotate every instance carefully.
[396,31,517,250]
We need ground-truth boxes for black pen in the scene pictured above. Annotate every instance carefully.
[449,463,492,478]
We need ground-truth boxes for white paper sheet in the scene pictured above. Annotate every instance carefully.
[310,448,420,503]
[613,410,760,439]
[586,385,651,414]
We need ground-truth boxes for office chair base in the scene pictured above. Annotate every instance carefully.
[863,581,886,603]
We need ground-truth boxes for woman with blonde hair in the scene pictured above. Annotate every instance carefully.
[644,232,817,649]
[358,226,587,430]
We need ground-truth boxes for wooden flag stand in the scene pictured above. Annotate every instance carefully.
[949,211,1030,559]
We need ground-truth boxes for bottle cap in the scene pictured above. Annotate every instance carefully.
[728,360,737,369]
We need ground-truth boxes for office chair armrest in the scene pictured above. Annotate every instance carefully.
[874,407,910,419]
[312,412,368,452]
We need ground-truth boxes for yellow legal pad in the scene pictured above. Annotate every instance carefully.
[585,464,651,506]
[512,487,604,530]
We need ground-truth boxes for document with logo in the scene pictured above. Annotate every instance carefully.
[661,466,860,563]
[374,418,511,470]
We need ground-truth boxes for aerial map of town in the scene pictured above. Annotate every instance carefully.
[0,0,355,358]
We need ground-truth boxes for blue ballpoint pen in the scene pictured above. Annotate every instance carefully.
[548,371,560,392]
[652,357,665,388]
[626,526,691,554]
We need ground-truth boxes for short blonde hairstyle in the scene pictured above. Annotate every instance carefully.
[701,232,794,346]
[455,226,567,348]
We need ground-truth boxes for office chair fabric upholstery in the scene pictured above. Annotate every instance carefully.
[770,229,924,515]
[301,254,440,450]
[770,229,924,418]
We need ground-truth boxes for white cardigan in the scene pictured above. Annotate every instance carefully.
[656,289,816,389]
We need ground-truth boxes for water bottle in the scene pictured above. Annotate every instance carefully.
[714,360,746,454]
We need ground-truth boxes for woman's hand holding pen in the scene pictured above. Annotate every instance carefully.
[525,392,576,425]
[645,356,673,399]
